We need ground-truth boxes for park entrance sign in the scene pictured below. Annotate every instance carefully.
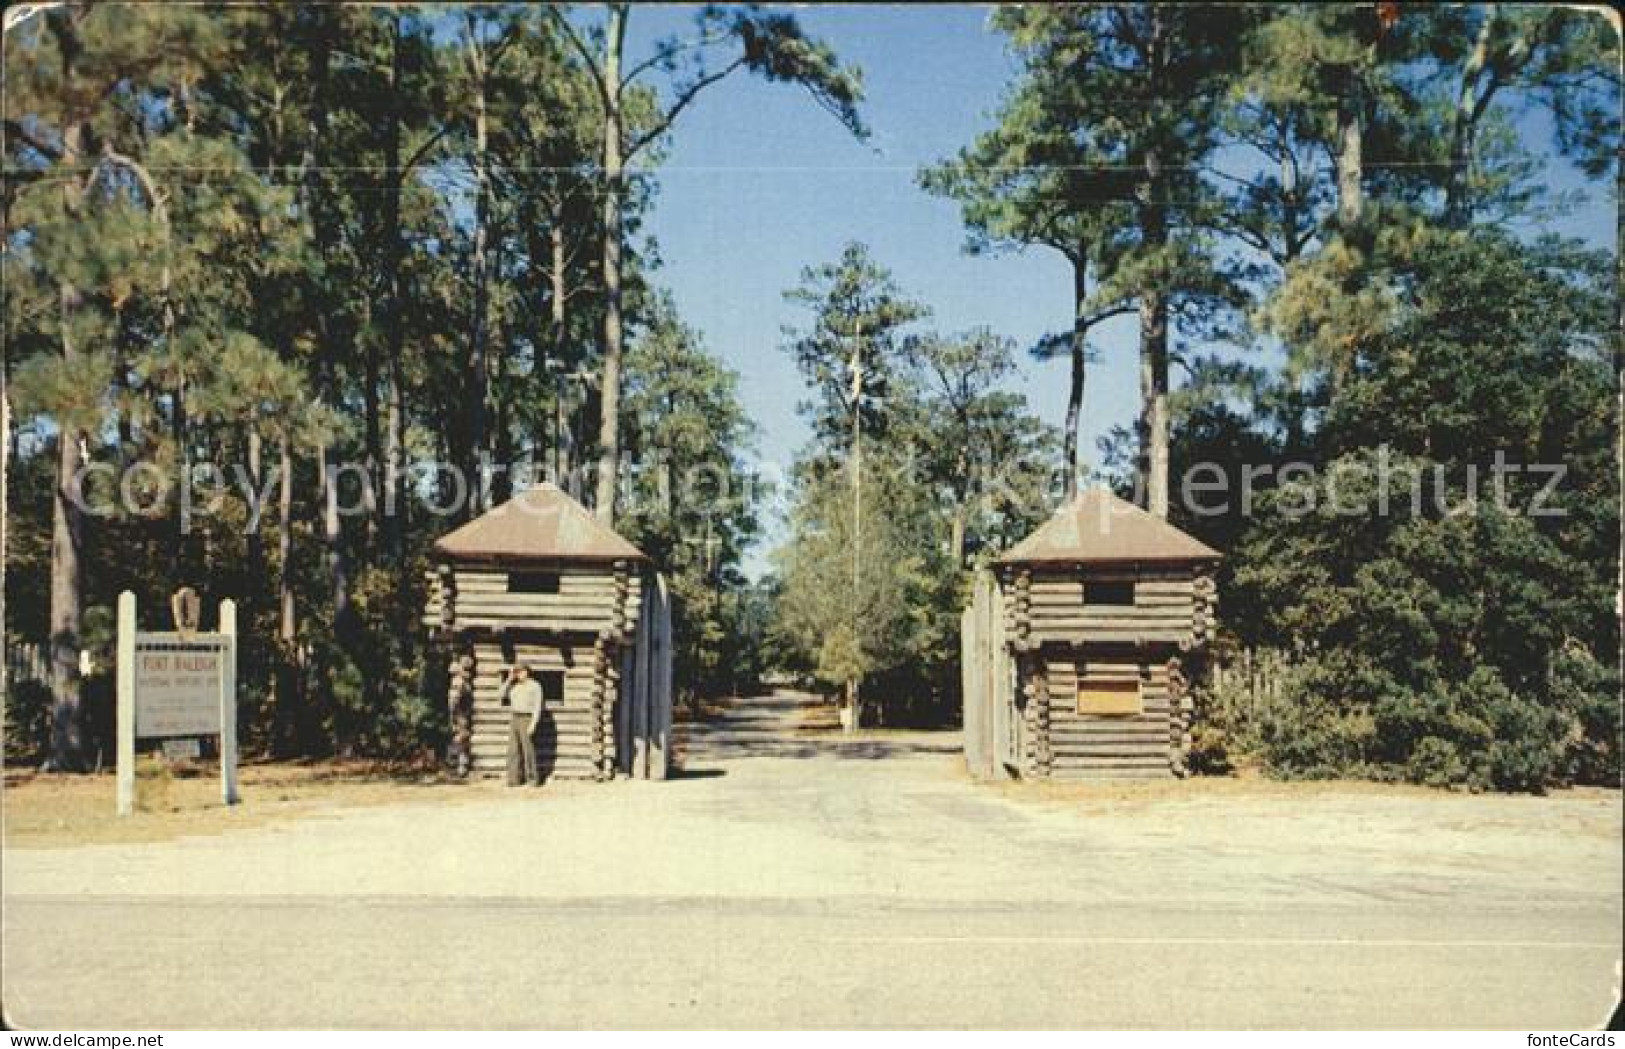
[135,642,228,736]
[115,590,239,815]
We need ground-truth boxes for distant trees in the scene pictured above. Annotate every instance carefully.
[2,3,774,764]
[1229,6,1620,791]
[1229,232,1617,789]
[770,243,1056,727]
[919,76,1132,500]
[3,3,1619,791]
[616,298,760,708]
[939,5,1248,517]
[545,3,867,525]
[4,3,269,768]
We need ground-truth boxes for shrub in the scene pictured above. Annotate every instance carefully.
[3,678,52,765]
[1406,737,1468,789]
[1547,644,1622,787]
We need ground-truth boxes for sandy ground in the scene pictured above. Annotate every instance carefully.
[1,759,472,848]
[3,692,1620,1029]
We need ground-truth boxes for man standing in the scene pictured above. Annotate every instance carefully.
[502,663,544,786]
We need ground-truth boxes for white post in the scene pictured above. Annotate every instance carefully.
[651,574,672,781]
[218,598,239,805]
[116,591,136,817]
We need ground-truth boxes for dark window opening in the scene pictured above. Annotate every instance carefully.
[1083,580,1136,606]
[508,571,560,594]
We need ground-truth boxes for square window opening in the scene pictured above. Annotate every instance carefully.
[538,670,565,704]
[1083,580,1136,606]
[508,571,561,594]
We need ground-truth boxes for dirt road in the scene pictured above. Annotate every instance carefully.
[4,692,1620,1028]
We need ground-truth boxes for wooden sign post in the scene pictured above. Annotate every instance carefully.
[116,592,136,817]
[219,599,238,805]
[115,590,239,816]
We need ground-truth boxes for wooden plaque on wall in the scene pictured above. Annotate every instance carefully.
[1077,677,1142,716]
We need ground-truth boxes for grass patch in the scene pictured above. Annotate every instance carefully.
[2,757,483,849]
[990,768,1621,813]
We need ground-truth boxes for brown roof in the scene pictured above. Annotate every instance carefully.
[431,483,648,563]
[995,488,1220,565]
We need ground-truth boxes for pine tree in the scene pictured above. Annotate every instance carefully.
[920,74,1133,499]
[546,4,867,524]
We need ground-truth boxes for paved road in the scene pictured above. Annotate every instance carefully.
[5,693,1621,1029]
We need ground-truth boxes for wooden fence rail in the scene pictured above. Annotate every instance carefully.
[5,640,48,689]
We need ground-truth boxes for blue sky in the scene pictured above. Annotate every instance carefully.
[628,5,1074,470]
[615,4,1616,576]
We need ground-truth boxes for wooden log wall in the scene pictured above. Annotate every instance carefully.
[1167,657,1191,776]
[1190,569,1216,648]
[591,636,616,780]
[465,638,602,780]
[1005,567,1034,652]
[1034,653,1175,779]
[449,651,474,777]
[423,564,642,635]
[427,560,648,780]
[971,562,1218,782]
[1026,568,1196,647]
[964,571,1023,780]
[1020,653,1051,778]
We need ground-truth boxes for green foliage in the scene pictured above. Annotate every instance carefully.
[1225,231,1618,791]
[1,3,772,762]
[781,241,928,450]
[770,244,1058,725]
[3,4,1619,788]
[616,299,761,707]
[771,457,936,700]
[3,678,52,765]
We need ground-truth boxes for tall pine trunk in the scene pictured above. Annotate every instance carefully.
[362,318,381,552]
[550,218,570,483]
[247,429,263,577]
[593,5,627,523]
[48,121,90,771]
[490,277,514,504]
[170,380,188,579]
[1063,252,1089,500]
[273,433,301,755]
[299,20,350,656]
[321,437,349,638]
[465,26,492,516]
[1138,286,1170,519]
[381,11,409,563]
[1137,9,1170,519]
[1335,78,1364,229]
[386,360,406,558]
[1446,15,1496,229]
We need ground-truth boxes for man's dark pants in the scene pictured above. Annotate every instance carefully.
[508,713,538,785]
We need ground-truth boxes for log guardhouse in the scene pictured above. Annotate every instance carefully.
[961,488,1219,780]
[424,483,672,782]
